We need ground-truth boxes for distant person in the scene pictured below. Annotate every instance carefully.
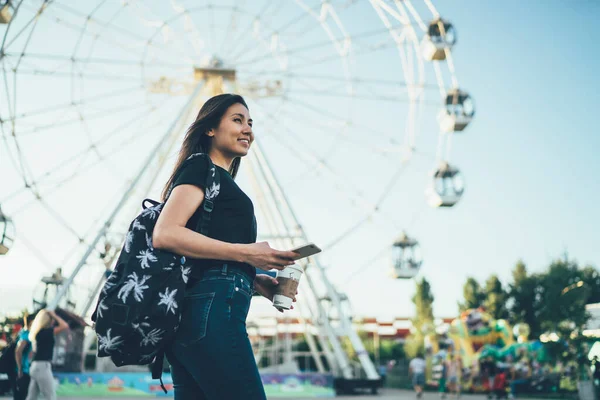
[446,353,461,397]
[13,315,35,400]
[438,357,448,399]
[409,352,427,398]
[25,309,68,400]
[378,364,387,386]
[480,356,497,399]
[592,356,600,396]
[494,367,508,399]
[508,359,531,399]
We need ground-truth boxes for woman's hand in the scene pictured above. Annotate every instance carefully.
[242,242,297,271]
[253,274,297,313]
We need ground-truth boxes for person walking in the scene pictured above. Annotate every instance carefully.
[25,309,69,400]
[438,357,448,399]
[480,356,497,399]
[593,356,600,398]
[152,93,299,399]
[409,352,427,398]
[446,353,461,398]
[13,314,35,400]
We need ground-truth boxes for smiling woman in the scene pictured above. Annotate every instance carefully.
[151,93,298,399]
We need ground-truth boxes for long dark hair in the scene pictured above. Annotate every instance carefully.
[161,94,249,201]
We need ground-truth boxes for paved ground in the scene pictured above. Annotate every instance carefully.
[0,389,553,399]
[289,390,550,400]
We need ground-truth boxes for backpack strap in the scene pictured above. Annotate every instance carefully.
[197,155,220,236]
[151,153,220,236]
[151,351,167,394]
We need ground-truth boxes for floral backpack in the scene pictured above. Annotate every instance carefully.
[91,153,220,392]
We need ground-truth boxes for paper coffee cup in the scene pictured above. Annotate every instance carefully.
[273,264,303,310]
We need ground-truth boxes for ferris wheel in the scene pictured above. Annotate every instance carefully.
[0,0,473,389]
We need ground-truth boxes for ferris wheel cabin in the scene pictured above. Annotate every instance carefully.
[438,88,475,132]
[0,207,15,255]
[0,1,13,24]
[391,232,422,279]
[425,162,464,208]
[421,18,456,61]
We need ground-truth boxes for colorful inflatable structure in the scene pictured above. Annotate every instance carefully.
[426,308,548,370]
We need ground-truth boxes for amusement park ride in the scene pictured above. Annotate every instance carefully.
[0,0,474,394]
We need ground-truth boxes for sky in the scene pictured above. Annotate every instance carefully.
[0,0,599,322]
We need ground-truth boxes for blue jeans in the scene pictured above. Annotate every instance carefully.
[166,264,265,400]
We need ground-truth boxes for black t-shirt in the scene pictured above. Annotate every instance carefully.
[481,360,497,375]
[172,155,257,279]
[33,328,54,362]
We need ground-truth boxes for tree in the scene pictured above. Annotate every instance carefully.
[405,278,434,359]
[582,265,600,304]
[483,275,508,320]
[536,259,590,338]
[458,277,485,312]
[507,260,541,337]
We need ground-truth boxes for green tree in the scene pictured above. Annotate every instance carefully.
[404,278,434,359]
[458,277,485,312]
[507,260,541,337]
[537,259,590,338]
[483,274,508,320]
[582,265,600,303]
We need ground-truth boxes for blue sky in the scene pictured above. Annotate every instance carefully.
[0,0,598,320]
[410,0,600,310]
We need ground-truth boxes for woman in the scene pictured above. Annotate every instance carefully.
[153,93,298,399]
[14,314,35,400]
[25,309,69,400]
[446,353,461,397]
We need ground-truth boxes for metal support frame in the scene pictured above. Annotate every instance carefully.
[47,82,206,310]
[248,142,379,381]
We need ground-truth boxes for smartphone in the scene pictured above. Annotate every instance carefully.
[290,243,322,260]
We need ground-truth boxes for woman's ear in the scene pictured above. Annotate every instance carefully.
[206,129,215,138]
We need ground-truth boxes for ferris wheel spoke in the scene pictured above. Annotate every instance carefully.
[269,105,399,157]
[1,0,53,53]
[1,57,16,129]
[320,159,412,254]
[401,1,429,32]
[69,0,109,57]
[243,39,399,77]
[342,240,393,285]
[422,0,441,19]
[36,197,87,243]
[233,26,396,68]
[252,98,406,232]
[225,1,290,63]
[6,108,156,209]
[170,4,208,57]
[280,94,409,147]
[1,124,35,191]
[215,1,246,59]
[6,85,145,128]
[288,88,439,106]
[1,52,190,69]
[43,2,192,65]
[322,214,375,253]
[12,231,58,272]
[130,2,200,63]
[241,70,438,91]
[14,98,149,136]
[1,61,39,190]
[11,67,142,82]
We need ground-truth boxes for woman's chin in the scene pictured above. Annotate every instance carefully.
[235,146,250,157]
